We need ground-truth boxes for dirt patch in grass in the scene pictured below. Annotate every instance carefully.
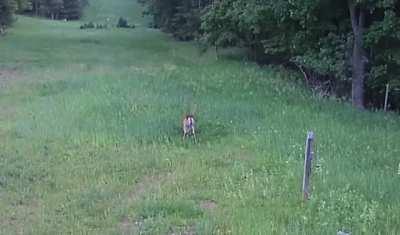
[118,172,176,234]
[0,68,23,89]
[0,199,40,233]
[199,200,217,212]
[170,225,196,235]
[119,216,143,235]
[79,38,101,45]
[128,173,176,201]
[0,105,17,121]
[0,69,20,136]
[0,69,20,132]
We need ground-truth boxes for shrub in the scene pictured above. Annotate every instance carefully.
[79,22,95,29]
[117,17,128,28]
[87,22,94,28]
[95,24,107,29]
[116,17,135,29]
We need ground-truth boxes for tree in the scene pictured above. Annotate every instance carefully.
[14,0,30,13]
[348,0,367,108]
[145,0,400,110]
[46,0,63,20]
[62,0,82,20]
[21,0,84,20]
[201,0,400,110]
[143,0,211,40]
[30,0,41,16]
[0,0,14,29]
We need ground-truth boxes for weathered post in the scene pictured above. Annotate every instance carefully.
[384,83,390,112]
[302,131,314,200]
[397,163,400,175]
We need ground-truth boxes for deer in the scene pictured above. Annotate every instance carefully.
[182,114,197,143]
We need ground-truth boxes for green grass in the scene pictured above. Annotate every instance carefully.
[0,0,400,234]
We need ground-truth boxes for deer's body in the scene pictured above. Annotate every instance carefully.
[182,115,196,142]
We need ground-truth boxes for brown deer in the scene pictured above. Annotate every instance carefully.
[182,114,197,143]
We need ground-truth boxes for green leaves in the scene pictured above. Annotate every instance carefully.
[199,0,400,109]
[141,0,209,40]
[0,0,15,27]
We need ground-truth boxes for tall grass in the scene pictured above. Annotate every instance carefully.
[0,0,399,234]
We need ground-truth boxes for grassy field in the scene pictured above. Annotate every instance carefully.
[1,0,400,234]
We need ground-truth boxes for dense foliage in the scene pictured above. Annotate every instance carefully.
[143,0,400,111]
[140,0,212,40]
[0,0,15,28]
[2,0,88,20]
[117,17,135,28]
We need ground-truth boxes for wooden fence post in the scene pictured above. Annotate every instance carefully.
[397,163,400,175]
[384,83,390,112]
[302,131,314,200]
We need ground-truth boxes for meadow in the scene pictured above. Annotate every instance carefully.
[0,0,399,234]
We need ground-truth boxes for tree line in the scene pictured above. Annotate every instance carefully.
[142,0,400,111]
[0,0,86,28]
[0,0,14,29]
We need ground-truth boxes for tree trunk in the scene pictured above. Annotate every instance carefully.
[348,0,366,109]
[34,1,40,16]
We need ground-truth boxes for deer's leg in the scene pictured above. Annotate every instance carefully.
[192,129,197,143]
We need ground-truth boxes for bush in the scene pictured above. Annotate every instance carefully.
[0,0,14,27]
[117,17,128,28]
[96,24,107,29]
[116,17,135,29]
[87,22,94,28]
[79,22,95,29]
[80,22,110,30]
[79,18,135,30]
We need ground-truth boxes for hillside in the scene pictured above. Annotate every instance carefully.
[0,0,399,234]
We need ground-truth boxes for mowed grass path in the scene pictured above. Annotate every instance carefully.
[1,0,400,234]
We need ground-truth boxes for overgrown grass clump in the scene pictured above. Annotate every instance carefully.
[0,0,399,234]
